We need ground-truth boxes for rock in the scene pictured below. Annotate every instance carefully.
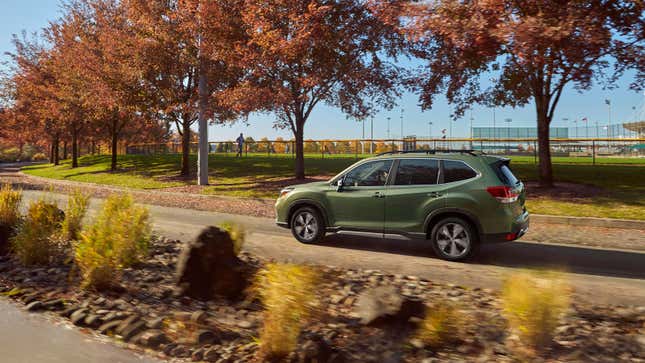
[175,227,249,300]
[98,320,123,335]
[203,348,220,362]
[116,314,140,335]
[170,345,191,358]
[84,314,103,328]
[298,335,334,363]
[121,321,147,342]
[191,310,208,324]
[43,299,65,311]
[137,329,168,348]
[60,306,80,318]
[191,348,204,361]
[354,286,424,326]
[196,329,220,345]
[0,223,15,256]
[70,309,89,326]
[146,317,165,329]
[26,301,44,312]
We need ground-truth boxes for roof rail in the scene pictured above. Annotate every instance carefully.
[376,149,483,157]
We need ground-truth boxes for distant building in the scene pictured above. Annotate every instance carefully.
[623,121,645,138]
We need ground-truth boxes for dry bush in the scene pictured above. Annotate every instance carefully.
[414,300,464,349]
[219,221,245,255]
[0,184,22,227]
[253,263,321,360]
[76,194,151,289]
[502,270,570,352]
[31,152,48,161]
[12,199,64,265]
[61,190,90,241]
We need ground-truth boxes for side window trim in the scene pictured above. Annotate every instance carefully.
[342,159,395,188]
[391,158,441,187]
[440,159,479,184]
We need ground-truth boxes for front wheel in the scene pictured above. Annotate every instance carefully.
[430,217,478,261]
[290,207,325,244]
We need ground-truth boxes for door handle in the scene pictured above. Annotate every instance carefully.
[373,192,385,198]
[428,192,442,198]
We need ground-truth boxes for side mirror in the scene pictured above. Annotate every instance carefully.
[336,178,344,192]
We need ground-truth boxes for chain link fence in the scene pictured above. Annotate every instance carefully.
[125,137,645,164]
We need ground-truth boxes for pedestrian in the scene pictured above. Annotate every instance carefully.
[236,133,244,157]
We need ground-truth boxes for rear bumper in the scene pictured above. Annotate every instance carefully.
[481,210,529,243]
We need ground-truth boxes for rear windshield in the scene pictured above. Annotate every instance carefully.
[497,163,520,186]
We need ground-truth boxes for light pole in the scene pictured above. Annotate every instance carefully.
[400,108,404,148]
[370,115,374,154]
[387,116,391,140]
[428,121,433,139]
[504,118,512,152]
[469,112,474,150]
[605,99,611,138]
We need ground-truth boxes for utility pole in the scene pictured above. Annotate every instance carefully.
[504,118,512,152]
[400,108,404,140]
[197,1,209,186]
[387,117,391,140]
[428,121,433,139]
[469,112,474,150]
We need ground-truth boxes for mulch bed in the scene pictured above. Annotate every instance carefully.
[0,236,643,362]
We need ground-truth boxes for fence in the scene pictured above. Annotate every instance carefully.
[126,138,645,164]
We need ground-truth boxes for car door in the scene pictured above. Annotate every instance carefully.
[384,158,447,237]
[326,159,393,233]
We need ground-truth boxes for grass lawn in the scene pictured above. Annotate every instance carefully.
[21,153,644,219]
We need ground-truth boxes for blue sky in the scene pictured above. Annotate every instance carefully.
[2,0,643,141]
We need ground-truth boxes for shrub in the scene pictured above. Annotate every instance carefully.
[0,148,20,162]
[414,300,464,349]
[253,263,321,360]
[12,199,65,265]
[76,194,151,289]
[501,270,570,352]
[31,152,48,162]
[219,221,245,255]
[61,191,90,241]
[0,184,22,227]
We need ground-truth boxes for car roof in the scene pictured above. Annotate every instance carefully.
[367,151,496,161]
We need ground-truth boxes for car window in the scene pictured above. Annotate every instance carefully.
[498,164,520,186]
[443,160,477,183]
[394,159,439,185]
[344,160,393,187]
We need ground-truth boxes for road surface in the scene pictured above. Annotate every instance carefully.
[0,298,159,363]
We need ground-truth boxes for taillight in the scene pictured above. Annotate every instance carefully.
[487,186,519,204]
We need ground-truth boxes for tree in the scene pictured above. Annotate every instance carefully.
[222,0,403,179]
[123,0,244,177]
[398,0,644,187]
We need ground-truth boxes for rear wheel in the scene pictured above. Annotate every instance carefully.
[430,217,477,261]
[290,207,325,244]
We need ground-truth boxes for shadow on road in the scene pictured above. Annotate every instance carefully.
[318,235,645,280]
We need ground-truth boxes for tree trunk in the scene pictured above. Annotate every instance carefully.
[54,137,60,165]
[294,126,305,180]
[50,140,55,164]
[111,132,118,172]
[63,141,68,160]
[71,128,79,168]
[181,119,191,177]
[536,102,553,187]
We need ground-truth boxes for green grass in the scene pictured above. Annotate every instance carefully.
[22,153,645,220]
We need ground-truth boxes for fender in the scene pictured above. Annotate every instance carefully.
[286,199,331,227]
[423,207,483,237]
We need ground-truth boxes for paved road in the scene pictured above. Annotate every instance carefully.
[23,190,645,306]
[0,299,159,363]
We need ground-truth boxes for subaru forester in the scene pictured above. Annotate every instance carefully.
[275,150,529,261]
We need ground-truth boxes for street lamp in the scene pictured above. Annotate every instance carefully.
[504,118,512,153]
[370,115,374,154]
[605,99,611,138]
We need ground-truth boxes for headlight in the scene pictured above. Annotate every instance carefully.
[279,188,294,199]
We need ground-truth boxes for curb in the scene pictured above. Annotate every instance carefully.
[532,214,645,230]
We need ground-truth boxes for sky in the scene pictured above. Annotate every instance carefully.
[2,0,643,142]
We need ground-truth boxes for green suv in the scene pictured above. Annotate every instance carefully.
[275,151,529,261]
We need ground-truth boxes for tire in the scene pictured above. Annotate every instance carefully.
[290,206,325,244]
[430,217,478,261]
